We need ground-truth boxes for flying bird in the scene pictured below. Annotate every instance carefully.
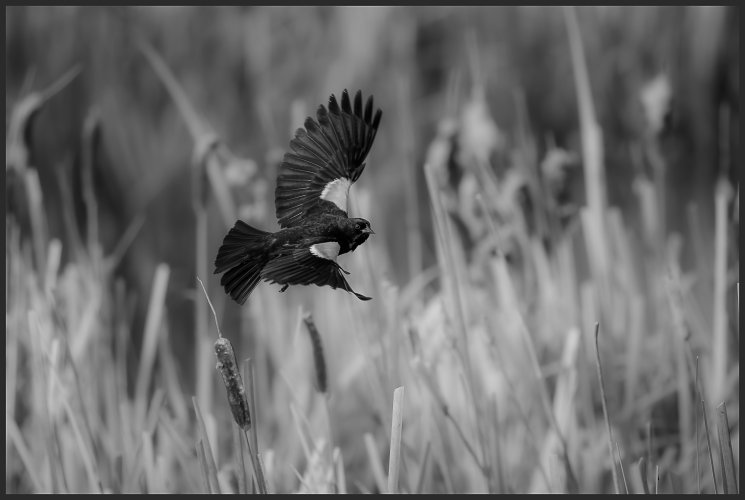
[214,89,382,304]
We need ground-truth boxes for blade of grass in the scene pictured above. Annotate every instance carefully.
[54,160,84,262]
[195,439,212,494]
[244,358,268,494]
[46,344,102,493]
[141,431,158,493]
[615,441,628,494]
[364,432,388,493]
[702,400,719,493]
[81,107,101,263]
[654,465,659,494]
[594,322,621,493]
[563,6,609,284]
[637,457,650,494]
[6,418,46,492]
[689,358,701,495]
[716,402,738,493]
[387,386,405,494]
[333,446,347,494]
[24,168,49,276]
[134,263,170,427]
[104,213,145,273]
[234,425,248,494]
[710,178,732,405]
[192,397,222,494]
[414,441,432,494]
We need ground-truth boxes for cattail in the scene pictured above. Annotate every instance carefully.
[196,276,251,431]
[214,336,251,431]
[302,311,327,393]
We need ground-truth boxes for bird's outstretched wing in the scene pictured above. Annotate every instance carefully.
[274,89,382,228]
[260,241,371,300]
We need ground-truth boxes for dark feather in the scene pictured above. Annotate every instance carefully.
[260,246,371,301]
[274,89,383,228]
[214,221,271,304]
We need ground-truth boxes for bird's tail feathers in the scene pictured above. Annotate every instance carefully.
[215,220,271,304]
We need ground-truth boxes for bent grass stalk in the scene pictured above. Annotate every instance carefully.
[594,322,621,494]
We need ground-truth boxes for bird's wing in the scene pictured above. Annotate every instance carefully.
[274,89,382,228]
[260,241,371,300]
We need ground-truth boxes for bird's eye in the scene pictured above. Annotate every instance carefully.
[355,222,363,230]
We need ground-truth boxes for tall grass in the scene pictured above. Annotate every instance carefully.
[6,5,739,494]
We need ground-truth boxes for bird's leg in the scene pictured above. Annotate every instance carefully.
[279,284,289,293]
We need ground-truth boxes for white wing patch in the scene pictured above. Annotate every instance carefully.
[320,178,351,212]
[310,241,341,262]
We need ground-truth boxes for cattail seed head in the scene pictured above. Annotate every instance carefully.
[214,337,251,430]
[302,311,327,393]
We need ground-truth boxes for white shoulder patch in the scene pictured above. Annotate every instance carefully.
[310,241,341,262]
[320,178,351,212]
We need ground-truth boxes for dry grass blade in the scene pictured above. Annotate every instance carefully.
[563,6,608,281]
[6,64,82,173]
[702,399,718,493]
[104,213,145,273]
[6,418,46,492]
[364,433,388,493]
[388,386,405,494]
[593,322,621,493]
[615,441,628,494]
[637,457,650,494]
[716,402,738,494]
[415,441,432,494]
[23,169,49,275]
[137,40,206,140]
[234,425,249,494]
[192,398,222,494]
[695,357,701,494]
[81,108,101,259]
[195,439,212,494]
[52,373,102,492]
[54,162,84,261]
[134,263,170,426]
[333,447,347,494]
[710,178,733,405]
[655,466,660,494]
[244,358,268,494]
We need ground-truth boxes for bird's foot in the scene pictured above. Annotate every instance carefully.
[279,284,289,293]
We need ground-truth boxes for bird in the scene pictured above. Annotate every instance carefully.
[214,89,382,304]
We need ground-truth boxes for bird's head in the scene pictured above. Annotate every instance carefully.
[349,217,374,250]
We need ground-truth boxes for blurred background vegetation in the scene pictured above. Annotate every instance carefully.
[5,5,739,494]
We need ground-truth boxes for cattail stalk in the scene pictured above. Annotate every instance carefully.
[197,277,252,431]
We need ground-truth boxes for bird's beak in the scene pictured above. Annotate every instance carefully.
[364,227,375,235]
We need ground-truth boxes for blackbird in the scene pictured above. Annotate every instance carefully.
[214,89,382,304]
